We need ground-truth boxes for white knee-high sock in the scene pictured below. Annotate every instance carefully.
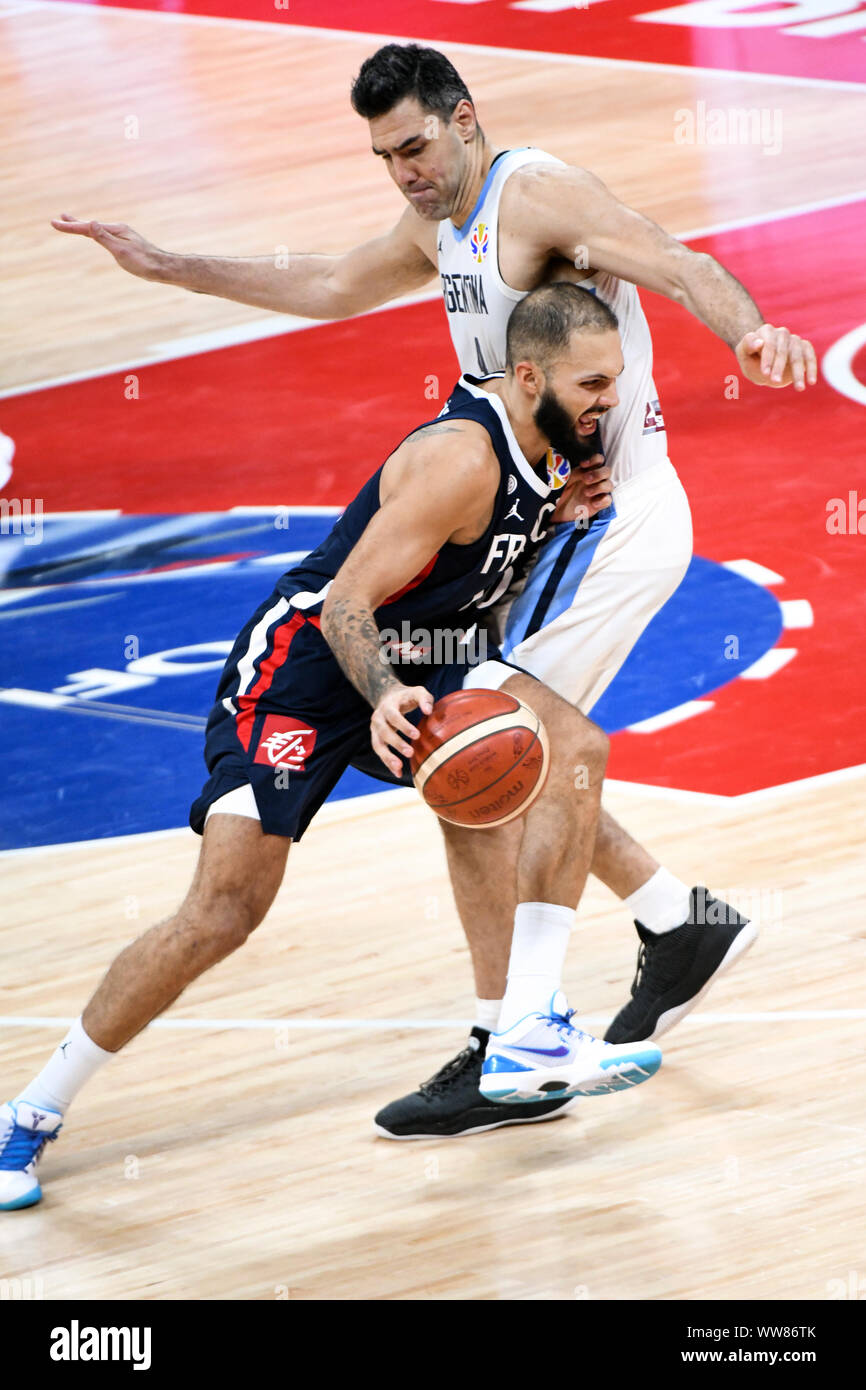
[497,902,574,1032]
[15,1018,114,1116]
[625,868,692,934]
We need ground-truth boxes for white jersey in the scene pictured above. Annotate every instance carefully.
[437,146,669,484]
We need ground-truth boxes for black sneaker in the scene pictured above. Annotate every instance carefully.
[374,1028,577,1139]
[604,887,758,1044]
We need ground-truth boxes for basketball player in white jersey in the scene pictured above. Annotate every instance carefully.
[1,286,668,1210]
[51,43,817,1139]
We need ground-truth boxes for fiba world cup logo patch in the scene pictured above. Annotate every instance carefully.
[470,221,489,264]
[545,449,572,491]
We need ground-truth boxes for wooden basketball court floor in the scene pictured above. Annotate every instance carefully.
[1,2,865,1301]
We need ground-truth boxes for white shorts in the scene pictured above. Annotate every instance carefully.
[497,458,693,714]
[205,460,690,826]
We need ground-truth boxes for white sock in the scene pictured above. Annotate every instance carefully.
[625,868,692,935]
[497,902,574,1032]
[474,997,503,1034]
[15,1018,114,1116]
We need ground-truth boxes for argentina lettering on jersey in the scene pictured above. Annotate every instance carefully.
[438,146,668,485]
[440,270,489,317]
[277,374,556,632]
[437,147,564,380]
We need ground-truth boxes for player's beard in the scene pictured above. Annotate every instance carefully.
[534,386,601,464]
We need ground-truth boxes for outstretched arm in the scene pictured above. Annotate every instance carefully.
[321,427,496,773]
[517,165,818,391]
[50,205,436,319]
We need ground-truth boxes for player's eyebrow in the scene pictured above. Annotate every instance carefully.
[578,365,625,383]
[371,133,427,156]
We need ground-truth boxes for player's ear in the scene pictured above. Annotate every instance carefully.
[450,98,477,143]
[514,360,543,399]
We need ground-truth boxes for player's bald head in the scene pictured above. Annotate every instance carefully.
[506,283,619,373]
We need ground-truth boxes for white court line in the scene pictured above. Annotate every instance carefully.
[4,764,866,861]
[0,1008,863,1033]
[674,188,866,243]
[21,1,866,91]
[721,558,785,586]
[780,599,814,629]
[0,687,207,729]
[739,647,797,680]
[0,595,115,620]
[0,287,441,400]
[0,786,420,859]
[2,189,863,400]
[626,700,714,734]
[229,504,344,516]
[822,322,866,408]
[605,762,866,808]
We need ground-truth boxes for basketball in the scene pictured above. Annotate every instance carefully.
[409,689,549,828]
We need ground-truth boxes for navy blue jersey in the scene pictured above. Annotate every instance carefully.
[277,374,556,628]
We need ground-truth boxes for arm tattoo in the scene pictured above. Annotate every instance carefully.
[416,422,466,438]
[321,595,399,708]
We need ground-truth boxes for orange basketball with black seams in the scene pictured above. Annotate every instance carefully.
[410,689,549,828]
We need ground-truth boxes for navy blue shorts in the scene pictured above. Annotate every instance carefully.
[189,588,522,842]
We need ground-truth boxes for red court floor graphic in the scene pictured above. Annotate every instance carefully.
[4,203,865,797]
[48,0,866,85]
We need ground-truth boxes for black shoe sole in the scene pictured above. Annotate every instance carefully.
[606,919,758,1044]
[373,1098,579,1140]
[648,919,758,1039]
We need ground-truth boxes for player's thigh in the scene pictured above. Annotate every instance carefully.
[184,809,290,930]
[500,671,608,778]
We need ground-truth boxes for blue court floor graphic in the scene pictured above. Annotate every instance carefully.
[0,510,782,849]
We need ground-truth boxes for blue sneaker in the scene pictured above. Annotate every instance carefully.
[0,1101,63,1210]
[480,992,662,1103]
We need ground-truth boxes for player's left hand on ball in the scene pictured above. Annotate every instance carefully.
[735,323,818,391]
[553,454,612,524]
[371,685,434,776]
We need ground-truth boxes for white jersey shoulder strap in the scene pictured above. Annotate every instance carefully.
[437,147,564,378]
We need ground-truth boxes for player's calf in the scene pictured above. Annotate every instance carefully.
[2,810,290,1211]
[501,673,608,906]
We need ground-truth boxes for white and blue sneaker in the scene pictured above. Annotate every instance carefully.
[480,993,662,1103]
[0,1101,63,1210]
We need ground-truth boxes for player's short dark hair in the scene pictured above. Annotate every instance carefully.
[351,43,477,125]
[506,283,619,371]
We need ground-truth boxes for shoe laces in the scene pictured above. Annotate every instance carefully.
[419,1043,477,1096]
[549,1005,576,1031]
[546,1005,593,1044]
[0,1113,59,1171]
[630,935,683,998]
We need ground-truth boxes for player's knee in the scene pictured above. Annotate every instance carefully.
[183,884,268,955]
[545,704,608,779]
[578,719,609,779]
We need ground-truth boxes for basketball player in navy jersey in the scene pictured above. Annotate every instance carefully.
[1,286,667,1209]
[51,44,817,1139]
